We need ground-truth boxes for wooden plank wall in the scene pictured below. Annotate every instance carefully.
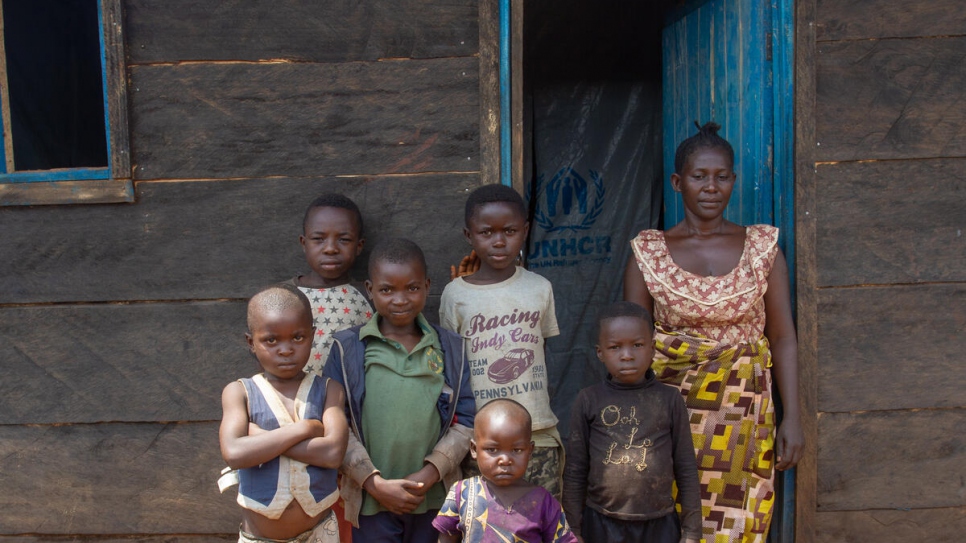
[798,0,966,540]
[0,1,483,541]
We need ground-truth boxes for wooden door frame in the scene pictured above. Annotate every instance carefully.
[477,0,819,540]
[793,0,818,540]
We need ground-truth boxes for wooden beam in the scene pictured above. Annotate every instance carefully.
[816,0,966,41]
[479,0,501,186]
[510,0,524,194]
[129,58,479,180]
[815,158,966,286]
[0,537,233,543]
[0,174,477,304]
[815,507,966,543]
[815,36,966,162]
[103,0,131,179]
[817,409,966,511]
[0,0,15,172]
[0,178,133,206]
[794,0,819,539]
[125,0,479,64]
[0,301,248,425]
[0,422,236,534]
[817,284,966,412]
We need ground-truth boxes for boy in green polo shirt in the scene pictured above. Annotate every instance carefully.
[323,238,475,543]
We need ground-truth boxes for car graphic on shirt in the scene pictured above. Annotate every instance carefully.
[487,348,535,384]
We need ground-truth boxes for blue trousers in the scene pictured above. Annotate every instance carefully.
[352,510,439,543]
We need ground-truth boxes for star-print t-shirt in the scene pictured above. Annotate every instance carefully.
[295,282,372,376]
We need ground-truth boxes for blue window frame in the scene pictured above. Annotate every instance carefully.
[0,0,132,205]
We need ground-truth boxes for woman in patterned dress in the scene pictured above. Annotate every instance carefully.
[623,122,803,543]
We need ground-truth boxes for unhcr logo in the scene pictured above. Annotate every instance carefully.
[527,167,612,269]
[532,168,605,233]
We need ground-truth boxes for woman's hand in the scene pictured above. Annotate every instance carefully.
[775,416,804,470]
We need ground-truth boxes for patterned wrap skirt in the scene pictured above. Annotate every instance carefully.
[652,324,775,543]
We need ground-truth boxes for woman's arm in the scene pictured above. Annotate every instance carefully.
[623,256,654,313]
[763,249,804,470]
[279,379,350,469]
[219,381,323,469]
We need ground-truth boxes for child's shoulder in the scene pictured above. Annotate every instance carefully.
[575,381,607,401]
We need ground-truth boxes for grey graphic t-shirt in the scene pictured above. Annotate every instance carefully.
[440,267,560,430]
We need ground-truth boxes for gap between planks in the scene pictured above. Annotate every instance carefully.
[815,280,966,290]
[816,33,966,44]
[817,406,965,417]
[0,298,247,309]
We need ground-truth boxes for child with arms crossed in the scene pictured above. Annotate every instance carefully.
[433,399,577,543]
[220,284,349,543]
[323,239,475,542]
[563,302,701,543]
[440,184,563,498]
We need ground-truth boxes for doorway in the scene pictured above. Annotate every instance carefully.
[510,0,795,540]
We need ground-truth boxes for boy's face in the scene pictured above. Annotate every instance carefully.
[596,316,654,386]
[300,206,364,284]
[246,306,314,381]
[365,258,430,330]
[464,202,529,273]
[470,410,534,487]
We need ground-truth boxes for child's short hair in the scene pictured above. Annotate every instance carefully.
[367,238,427,276]
[247,283,313,331]
[476,398,532,439]
[302,193,364,236]
[673,121,735,174]
[464,184,527,226]
[596,301,654,339]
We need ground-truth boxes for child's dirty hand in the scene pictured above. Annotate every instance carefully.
[364,474,424,514]
[404,463,441,496]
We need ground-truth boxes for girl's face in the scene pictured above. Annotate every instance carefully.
[671,146,736,221]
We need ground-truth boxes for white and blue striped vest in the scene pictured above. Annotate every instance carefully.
[235,373,339,519]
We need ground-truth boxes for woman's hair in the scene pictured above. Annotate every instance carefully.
[673,121,735,174]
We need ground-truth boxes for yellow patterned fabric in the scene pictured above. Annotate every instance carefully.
[652,326,775,543]
[631,225,781,543]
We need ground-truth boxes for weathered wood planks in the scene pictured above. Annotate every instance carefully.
[0,178,134,206]
[125,0,479,64]
[0,302,248,425]
[817,284,966,413]
[815,37,966,162]
[815,158,966,287]
[816,0,966,41]
[0,423,236,534]
[0,174,479,305]
[129,58,479,180]
[817,409,966,511]
[0,537,233,543]
[815,507,966,543]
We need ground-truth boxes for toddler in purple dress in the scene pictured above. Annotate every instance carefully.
[433,399,577,543]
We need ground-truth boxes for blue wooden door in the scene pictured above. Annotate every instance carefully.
[661,0,795,541]
[662,0,794,256]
